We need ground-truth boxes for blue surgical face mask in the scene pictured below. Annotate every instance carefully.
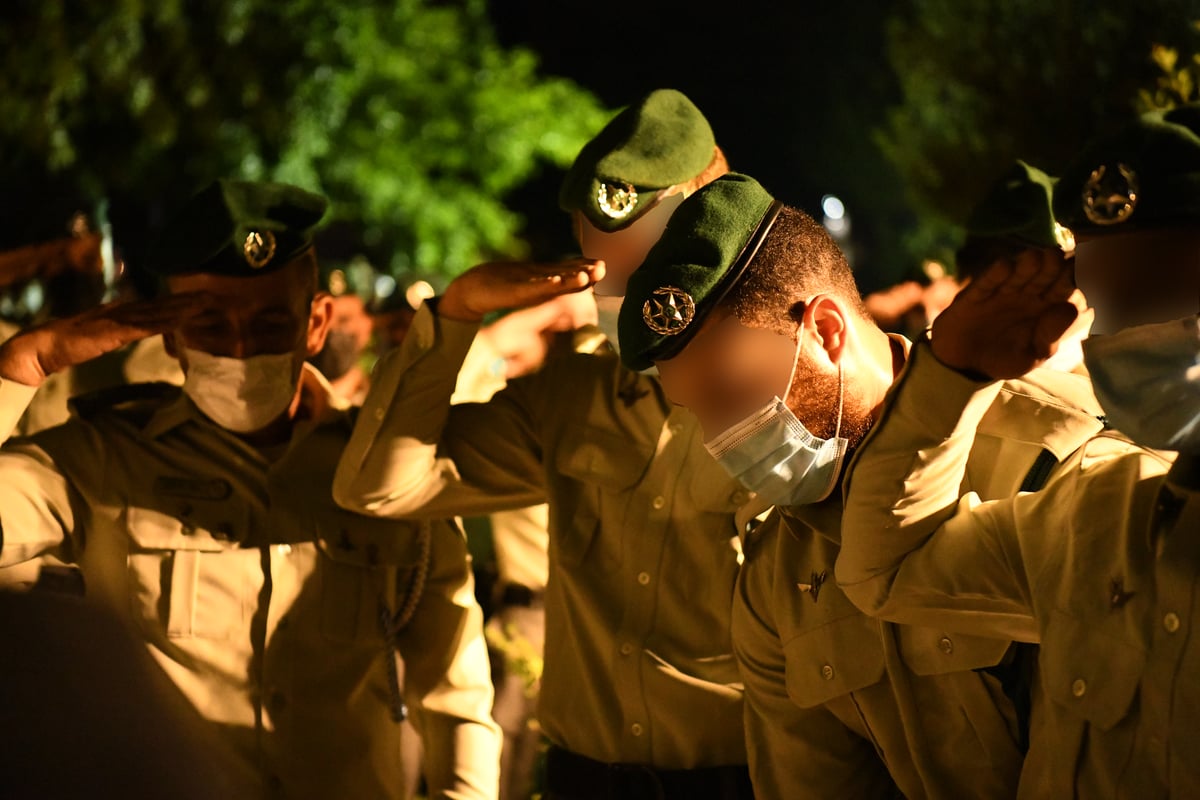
[1082,314,1200,452]
[704,331,849,507]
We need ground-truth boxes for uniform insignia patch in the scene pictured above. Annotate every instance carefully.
[597,180,638,220]
[243,230,277,268]
[1109,578,1135,609]
[1082,163,1139,226]
[642,286,696,335]
[797,569,828,603]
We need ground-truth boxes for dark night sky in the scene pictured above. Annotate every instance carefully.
[488,0,913,292]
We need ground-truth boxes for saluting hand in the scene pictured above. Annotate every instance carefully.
[0,292,215,387]
[438,258,605,323]
[930,249,1083,380]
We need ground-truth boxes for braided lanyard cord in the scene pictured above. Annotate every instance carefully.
[379,521,433,723]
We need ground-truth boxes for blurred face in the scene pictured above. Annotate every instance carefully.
[164,258,333,383]
[656,312,802,440]
[329,294,373,353]
[656,302,875,446]
[1074,227,1200,334]
[573,193,684,297]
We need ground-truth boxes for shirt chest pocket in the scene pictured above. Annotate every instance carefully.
[1042,609,1146,731]
[896,626,1015,676]
[313,513,427,645]
[125,505,252,641]
[784,608,886,708]
[551,425,655,570]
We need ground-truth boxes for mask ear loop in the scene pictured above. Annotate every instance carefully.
[833,361,845,441]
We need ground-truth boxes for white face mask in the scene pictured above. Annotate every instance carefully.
[704,327,848,507]
[1082,315,1200,451]
[181,348,298,433]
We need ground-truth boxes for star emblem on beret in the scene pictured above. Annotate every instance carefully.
[243,230,277,269]
[1082,163,1139,226]
[642,286,696,335]
[597,180,638,220]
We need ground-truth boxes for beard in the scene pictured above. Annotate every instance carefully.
[785,357,875,447]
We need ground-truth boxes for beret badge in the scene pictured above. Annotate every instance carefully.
[597,180,638,220]
[1082,163,1139,226]
[642,286,696,335]
[243,230,277,269]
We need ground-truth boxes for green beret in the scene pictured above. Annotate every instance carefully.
[147,179,328,277]
[1053,104,1200,235]
[957,160,1074,279]
[618,173,781,370]
[559,89,716,233]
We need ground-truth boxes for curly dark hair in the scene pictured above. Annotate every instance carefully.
[718,205,869,335]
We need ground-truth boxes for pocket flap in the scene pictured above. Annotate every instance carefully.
[125,506,231,552]
[784,613,886,708]
[314,512,428,568]
[556,425,654,491]
[1042,609,1145,731]
[899,626,1015,676]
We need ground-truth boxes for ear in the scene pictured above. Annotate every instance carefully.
[801,294,849,367]
[306,292,335,358]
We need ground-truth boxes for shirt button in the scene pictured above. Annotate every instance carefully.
[1072,678,1087,697]
[374,407,385,421]
[939,636,954,654]
[620,642,634,656]
[631,723,643,737]
[637,571,651,586]
[821,664,835,681]
[275,544,292,556]
[651,495,666,510]
[1164,612,1181,633]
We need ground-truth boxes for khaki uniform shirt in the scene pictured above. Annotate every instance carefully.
[838,343,1196,798]
[736,343,1107,799]
[0,364,500,799]
[335,303,750,768]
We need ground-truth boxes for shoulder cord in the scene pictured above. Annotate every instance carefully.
[379,521,433,723]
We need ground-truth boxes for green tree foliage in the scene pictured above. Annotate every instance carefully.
[0,0,609,279]
[877,0,1200,268]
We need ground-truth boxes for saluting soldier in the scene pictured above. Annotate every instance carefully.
[334,90,757,800]
[838,105,1200,798]
[616,173,1105,798]
[956,160,1093,372]
[0,180,500,799]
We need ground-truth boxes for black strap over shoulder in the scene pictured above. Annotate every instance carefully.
[977,447,1061,754]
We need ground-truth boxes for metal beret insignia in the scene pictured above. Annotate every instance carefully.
[597,180,638,220]
[243,230,277,269]
[642,286,696,335]
[1082,163,1139,226]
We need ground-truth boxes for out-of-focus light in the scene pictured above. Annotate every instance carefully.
[922,259,947,281]
[406,280,436,310]
[824,215,850,237]
[328,269,348,296]
[374,274,397,299]
[821,194,845,221]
